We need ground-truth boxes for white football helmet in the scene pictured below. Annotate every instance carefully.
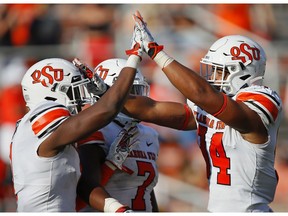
[21,58,92,114]
[94,58,150,125]
[200,35,266,96]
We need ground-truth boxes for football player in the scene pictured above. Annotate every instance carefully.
[121,11,283,212]
[76,58,159,212]
[9,38,142,212]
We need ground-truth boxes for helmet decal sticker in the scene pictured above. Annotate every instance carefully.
[95,65,109,80]
[31,65,64,87]
[230,43,261,63]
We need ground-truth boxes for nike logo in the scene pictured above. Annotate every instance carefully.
[146,141,153,147]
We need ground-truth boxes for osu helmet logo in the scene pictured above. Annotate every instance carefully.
[230,43,260,64]
[31,66,64,87]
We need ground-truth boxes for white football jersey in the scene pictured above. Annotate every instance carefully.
[10,101,81,212]
[79,121,159,212]
[189,85,283,212]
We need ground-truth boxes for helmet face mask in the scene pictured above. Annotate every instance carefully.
[21,58,92,114]
[200,35,266,96]
[130,76,150,96]
[94,58,150,125]
[200,62,230,93]
[66,78,92,113]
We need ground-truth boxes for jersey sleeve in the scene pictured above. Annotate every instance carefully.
[29,101,70,139]
[235,86,282,127]
[77,131,105,146]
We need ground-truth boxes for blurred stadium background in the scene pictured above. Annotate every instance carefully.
[0,4,287,212]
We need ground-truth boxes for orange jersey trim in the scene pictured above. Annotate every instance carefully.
[77,131,104,146]
[236,92,279,121]
[180,104,192,130]
[32,108,70,135]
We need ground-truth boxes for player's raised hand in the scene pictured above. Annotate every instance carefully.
[131,10,174,69]
[132,10,163,59]
[125,17,143,58]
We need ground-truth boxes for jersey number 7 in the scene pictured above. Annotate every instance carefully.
[132,161,156,210]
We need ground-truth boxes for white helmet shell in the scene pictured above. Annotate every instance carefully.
[94,58,150,125]
[200,35,266,96]
[21,58,92,114]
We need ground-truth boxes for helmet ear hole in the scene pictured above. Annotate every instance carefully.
[44,96,57,101]
[240,74,251,81]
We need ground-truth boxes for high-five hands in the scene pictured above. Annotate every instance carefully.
[131,10,174,68]
[125,18,143,58]
[131,10,163,59]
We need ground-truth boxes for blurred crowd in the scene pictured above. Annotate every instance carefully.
[0,4,288,212]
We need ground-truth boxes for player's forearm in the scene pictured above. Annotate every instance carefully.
[97,67,136,116]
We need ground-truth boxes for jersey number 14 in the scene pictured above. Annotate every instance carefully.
[199,125,231,185]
